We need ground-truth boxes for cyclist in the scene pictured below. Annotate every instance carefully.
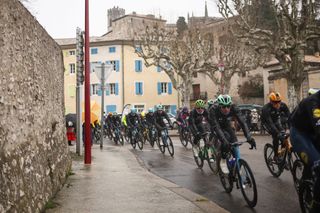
[111,112,122,131]
[261,92,288,162]
[188,100,210,156]
[105,112,114,138]
[154,104,173,140]
[208,94,256,173]
[126,108,141,144]
[290,90,320,213]
[177,106,189,128]
[146,108,156,141]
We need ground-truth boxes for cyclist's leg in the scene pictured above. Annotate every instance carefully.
[291,127,320,212]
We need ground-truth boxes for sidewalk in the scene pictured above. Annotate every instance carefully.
[47,141,229,213]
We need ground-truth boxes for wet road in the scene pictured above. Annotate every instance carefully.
[130,135,301,213]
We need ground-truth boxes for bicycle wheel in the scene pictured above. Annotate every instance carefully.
[193,145,204,168]
[292,160,304,191]
[237,159,258,208]
[264,143,282,177]
[158,137,165,154]
[131,137,136,149]
[149,133,155,147]
[124,129,129,142]
[167,136,174,157]
[207,147,218,174]
[298,180,314,213]
[118,132,124,146]
[137,133,144,150]
[179,129,188,148]
[217,155,233,193]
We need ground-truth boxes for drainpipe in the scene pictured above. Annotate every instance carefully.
[121,41,125,109]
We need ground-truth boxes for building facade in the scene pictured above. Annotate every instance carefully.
[58,10,178,116]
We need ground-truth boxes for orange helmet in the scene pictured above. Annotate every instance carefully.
[269,92,281,102]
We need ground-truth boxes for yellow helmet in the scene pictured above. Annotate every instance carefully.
[269,92,281,102]
[141,111,145,117]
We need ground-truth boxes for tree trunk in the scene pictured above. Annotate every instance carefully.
[287,49,305,110]
[287,79,301,111]
[223,76,232,94]
[180,75,193,108]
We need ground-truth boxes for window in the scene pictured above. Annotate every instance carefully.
[135,60,142,72]
[69,63,75,74]
[157,66,161,72]
[135,82,143,95]
[161,83,168,93]
[91,48,98,54]
[106,60,120,72]
[91,84,99,95]
[109,47,116,53]
[69,50,75,55]
[157,82,173,95]
[109,83,116,95]
[134,105,145,113]
[106,83,119,95]
[135,46,142,53]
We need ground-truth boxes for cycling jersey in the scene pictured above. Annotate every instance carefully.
[146,112,155,126]
[188,108,209,132]
[208,104,251,144]
[290,91,320,151]
[126,112,140,128]
[261,102,283,135]
[154,110,171,129]
[111,115,122,128]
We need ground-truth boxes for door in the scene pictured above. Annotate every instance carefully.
[192,84,200,100]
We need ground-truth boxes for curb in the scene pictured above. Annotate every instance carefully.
[131,149,229,213]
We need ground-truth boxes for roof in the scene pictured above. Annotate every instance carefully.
[265,55,320,67]
[112,13,166,23]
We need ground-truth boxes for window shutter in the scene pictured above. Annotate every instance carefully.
[168,82,172,94]
[106,83,110,96]
[135,82,139,95]
[140,82,143,95]
[115,83,119,95]
[157,82,161,95]
[97,84,102,96]
[139,61,142,72]
[135,61,138,72]
[115,60,120,72]
[157,66,161,72]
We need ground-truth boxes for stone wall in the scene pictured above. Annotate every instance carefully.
[0,0,71,212]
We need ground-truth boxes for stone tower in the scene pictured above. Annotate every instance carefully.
[107,6,125,31]
[205,1,208,18]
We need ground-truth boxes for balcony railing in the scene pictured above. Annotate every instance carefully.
[190,92,208,101]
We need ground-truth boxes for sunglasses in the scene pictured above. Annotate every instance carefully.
[221,105,231,109]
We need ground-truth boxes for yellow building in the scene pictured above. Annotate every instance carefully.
[57,12,178,115]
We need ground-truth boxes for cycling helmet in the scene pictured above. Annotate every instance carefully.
[141,111,145,117]
[207,99,215,106]
[108,112,113,116]
[308,88,319,96]
[130,108,137,113]
[269,92,281,102]
[156,104,163,110]
[195,99,205,108]
[217,95,232,106]
[182,106,188,113]
[113,112,118,116]
[148,108,154,113]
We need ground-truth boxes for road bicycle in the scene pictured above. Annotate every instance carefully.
[147,125,157,147]
[113,126,124,146]
[192,131,218,173]
[264,133,299,179]
[156,127,174,157]
[178,120,192,148]
[130,126,144,150]
[218,141,258,208]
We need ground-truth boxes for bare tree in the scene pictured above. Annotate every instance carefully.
[200,33,264,94]
[134,24,215,107]
[217,0,320,109]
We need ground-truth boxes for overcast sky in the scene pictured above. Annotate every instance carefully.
[24,0,221,39]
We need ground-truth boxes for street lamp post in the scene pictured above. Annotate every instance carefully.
[94,63,112,149]
[218,63,225,94]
